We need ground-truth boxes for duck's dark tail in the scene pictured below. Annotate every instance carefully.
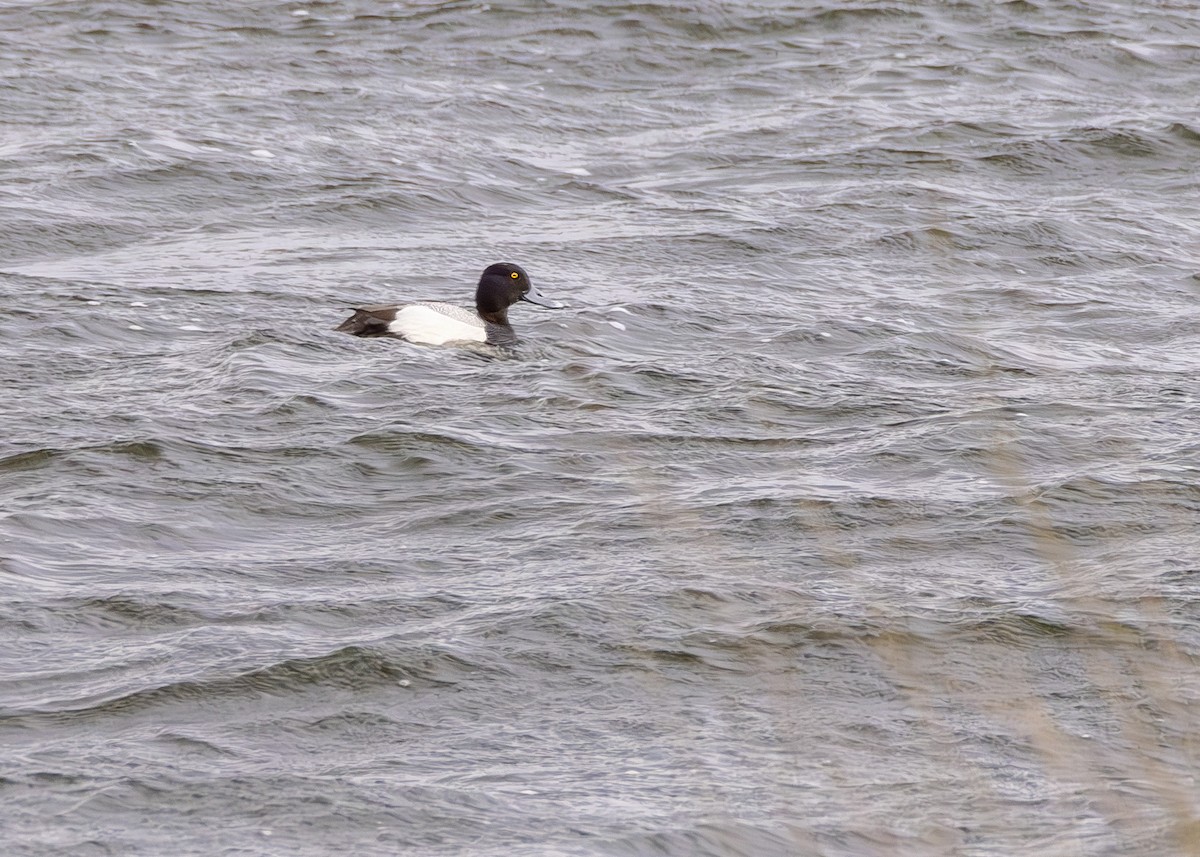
[335,305,400,337]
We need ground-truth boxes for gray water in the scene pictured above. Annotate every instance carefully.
[3,1,1200,855]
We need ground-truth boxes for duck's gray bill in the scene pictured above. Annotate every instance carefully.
[521,284,564,309]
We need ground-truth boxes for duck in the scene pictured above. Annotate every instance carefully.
[335,262,561,347]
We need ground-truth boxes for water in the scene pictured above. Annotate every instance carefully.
[3,1,1200,854]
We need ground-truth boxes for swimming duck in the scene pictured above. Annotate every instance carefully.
[335,262,561,347]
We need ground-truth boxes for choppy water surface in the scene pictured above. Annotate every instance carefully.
[3,1,1200,854]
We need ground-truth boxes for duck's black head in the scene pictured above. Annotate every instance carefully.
[475,262,561,324]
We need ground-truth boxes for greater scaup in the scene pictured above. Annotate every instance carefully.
[335,262,561,347]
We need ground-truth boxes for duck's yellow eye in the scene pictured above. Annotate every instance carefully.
[510,272,519,279]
